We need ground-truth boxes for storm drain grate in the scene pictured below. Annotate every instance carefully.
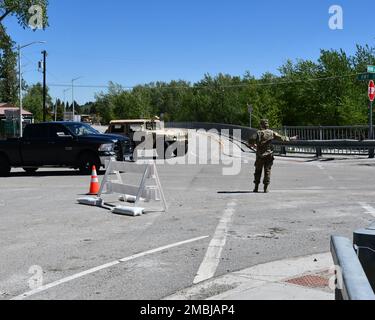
[285,274,329,288]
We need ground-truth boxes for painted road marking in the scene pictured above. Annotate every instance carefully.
[11,236,209,300]
[194,201,237,284]
[359,202,375,218]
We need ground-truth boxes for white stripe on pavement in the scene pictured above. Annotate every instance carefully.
[194,202,237,284]
[359,202,375,218]
[11,235,209,300]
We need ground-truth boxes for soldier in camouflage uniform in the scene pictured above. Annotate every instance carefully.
[250,119,297,193]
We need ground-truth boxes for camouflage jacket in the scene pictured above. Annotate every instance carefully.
[254,129,290,158]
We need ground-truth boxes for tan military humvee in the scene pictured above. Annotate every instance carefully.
[106,117,188,158]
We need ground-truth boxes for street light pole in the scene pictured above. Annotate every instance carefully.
[54,98,57,121]
[18,45,22,137]
[71,77,82,121]
[42,50,47,122]
[17,41,46,137]
[247,104,253,128]
[63,88,70,113]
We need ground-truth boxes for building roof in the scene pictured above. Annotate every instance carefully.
[0,103,33,116]
[0,103,14,108]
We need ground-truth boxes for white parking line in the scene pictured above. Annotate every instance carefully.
[11,235,209,300]
[359,202,375,218]
[194,202,237,284]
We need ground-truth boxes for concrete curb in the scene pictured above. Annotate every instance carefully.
[164,253,334,300]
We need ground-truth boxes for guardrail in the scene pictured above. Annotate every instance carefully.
[166,122,375,158]
[273,140,375,158]
[281,125,375,141]
[331,236,375,300]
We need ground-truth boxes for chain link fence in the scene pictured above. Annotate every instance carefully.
[0,120,19,140]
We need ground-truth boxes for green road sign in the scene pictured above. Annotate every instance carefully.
[368,66,375,73]
[358,73,375,81]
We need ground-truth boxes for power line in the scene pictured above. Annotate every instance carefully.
[21,52,63,82]
[46,72,363,91]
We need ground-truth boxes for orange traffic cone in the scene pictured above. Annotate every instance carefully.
[88,166,100,195]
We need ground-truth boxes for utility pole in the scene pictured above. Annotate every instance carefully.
[17,41,46,137]
[42,50,47,122]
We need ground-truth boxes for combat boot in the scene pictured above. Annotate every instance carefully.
[253,184,259,193]
[264,184,269,193]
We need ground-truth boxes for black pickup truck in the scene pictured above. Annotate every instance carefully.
[0,122,132,176]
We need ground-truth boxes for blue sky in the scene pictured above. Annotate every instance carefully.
[4,0,374,104]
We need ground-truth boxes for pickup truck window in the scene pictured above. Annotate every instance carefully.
[111,125,125,133]
[64,123,100,136]
[146,122,159,130]
[49,124,71,138]
[129,124,143,132]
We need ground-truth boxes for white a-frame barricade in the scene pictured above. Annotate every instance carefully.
[77,160,167,216]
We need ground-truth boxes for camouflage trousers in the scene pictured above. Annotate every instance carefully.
[254,154,274,185]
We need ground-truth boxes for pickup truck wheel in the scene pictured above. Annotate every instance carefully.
[162,142,173,159]
[184,141,189,155]
[23,168,38,174]
[78,153,101,175]
[165,142,179,159]
[0,155,11,177]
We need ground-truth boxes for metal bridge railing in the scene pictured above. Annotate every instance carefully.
[281,125,375,141]
[166,122,375,158]
[273,140,375,158]
[331,236,375,300]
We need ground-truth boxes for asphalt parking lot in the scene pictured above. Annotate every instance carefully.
[1,141,375,300]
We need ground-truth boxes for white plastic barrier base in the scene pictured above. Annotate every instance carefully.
[77,160,167,216]
[111,206,144,217]
[77,196,103,207]
[119,194,137,203]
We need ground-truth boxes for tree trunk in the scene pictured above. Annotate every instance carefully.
[0,10,11,23]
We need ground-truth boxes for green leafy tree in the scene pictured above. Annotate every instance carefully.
[0,0,49,106]
[53,98,65,121]
[0,24,17,103]
[0,0,49,28]
[91,45,375,128]
[22,83,52,122]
